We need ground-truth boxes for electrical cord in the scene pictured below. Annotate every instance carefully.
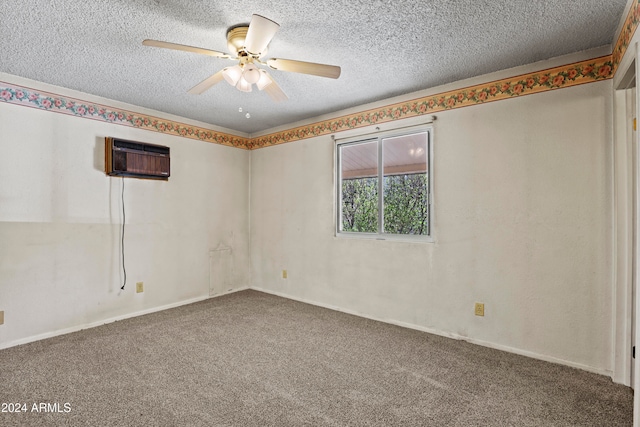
[121,177,126,290]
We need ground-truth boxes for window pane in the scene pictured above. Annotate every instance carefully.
[382,132,429,235]
[340,141,378,233]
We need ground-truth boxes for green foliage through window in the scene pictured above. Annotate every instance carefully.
[341,177,378,232]
[341,174,428,235]
[383,174,428,235]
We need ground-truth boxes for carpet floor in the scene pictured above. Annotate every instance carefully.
[0,290,633,426]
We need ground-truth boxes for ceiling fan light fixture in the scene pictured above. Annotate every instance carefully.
[222,65,243,86]
[236,76,253,92]
[256,70,273,90]
[242,63,261,84]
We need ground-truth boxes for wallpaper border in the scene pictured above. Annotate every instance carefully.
[250,56,613,149]
[613,0,640,73]
[0,82,251,149]
[0,55,613,151]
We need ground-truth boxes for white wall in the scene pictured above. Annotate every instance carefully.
[250,79,614,374]
[0,90,251,348]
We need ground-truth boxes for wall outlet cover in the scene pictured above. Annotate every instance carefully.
[475,303,485,317]
[136,282,144,293]
[0,310,4,325]
[282,270,287,279]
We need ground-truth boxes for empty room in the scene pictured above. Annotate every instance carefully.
[1,0,639,425]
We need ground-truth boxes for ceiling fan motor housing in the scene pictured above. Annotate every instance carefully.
[226,26,263,57]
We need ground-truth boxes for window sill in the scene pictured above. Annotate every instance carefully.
[335,232,435,244]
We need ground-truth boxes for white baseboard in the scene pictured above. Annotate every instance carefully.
[250,286,612,378]
[3,285,613,379]
[0,286,249,351]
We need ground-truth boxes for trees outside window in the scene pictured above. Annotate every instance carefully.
[341,177,377,233]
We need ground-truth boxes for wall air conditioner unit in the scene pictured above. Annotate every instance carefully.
[105,137,170,180]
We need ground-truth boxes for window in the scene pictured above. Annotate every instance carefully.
[336,126,432,240]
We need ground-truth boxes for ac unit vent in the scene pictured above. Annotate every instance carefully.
[105,137,170,180]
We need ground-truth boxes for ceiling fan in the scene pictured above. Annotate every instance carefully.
[143,14,341,102]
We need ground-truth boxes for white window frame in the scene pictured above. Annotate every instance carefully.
[335,124,434,243]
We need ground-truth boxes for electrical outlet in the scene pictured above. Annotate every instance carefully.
[0,310,4,325]
[282,270,287,279]
[136,282,144,293]
[474,303,485,317]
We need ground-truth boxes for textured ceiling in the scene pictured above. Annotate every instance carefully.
[0,0,627,134]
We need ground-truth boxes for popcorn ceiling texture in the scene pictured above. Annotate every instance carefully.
[0,0,626,133]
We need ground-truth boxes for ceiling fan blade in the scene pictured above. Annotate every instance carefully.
[262,75,288,102]
[267,58,341,79]
[188,70,225,95]
[244,15,280,56]
[143,39,230,58]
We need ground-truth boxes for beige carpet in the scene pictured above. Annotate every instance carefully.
[0,290,633,426]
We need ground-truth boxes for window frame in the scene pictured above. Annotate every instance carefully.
[335,124,434,243]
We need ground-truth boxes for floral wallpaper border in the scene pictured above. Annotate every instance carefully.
[249,55,613,149]
[0,55,614,151]
[613,0,640,73]
[0,82,251,149]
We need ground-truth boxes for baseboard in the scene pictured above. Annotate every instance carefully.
[0,286,250,351]
[250,286,612,378]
